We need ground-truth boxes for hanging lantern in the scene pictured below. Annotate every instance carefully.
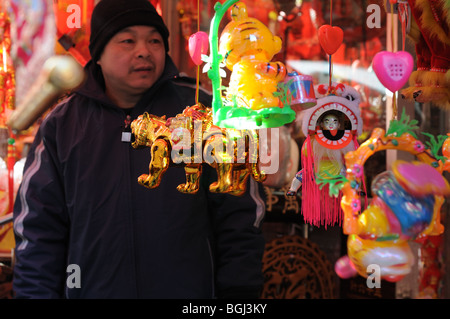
[206,0,295,129]
[188,31,209,66]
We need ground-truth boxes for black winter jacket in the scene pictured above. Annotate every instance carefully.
[12,56,266,299]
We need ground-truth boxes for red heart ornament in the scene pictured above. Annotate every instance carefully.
[318,25,344,55]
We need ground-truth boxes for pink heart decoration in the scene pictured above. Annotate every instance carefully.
[188,31,209,66]
[372,51,414,92]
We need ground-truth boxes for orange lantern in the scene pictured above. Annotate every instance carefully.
[53,0,94,66]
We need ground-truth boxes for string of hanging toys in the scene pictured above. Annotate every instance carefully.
[372,0,413,120]
[132,0,297,196]
[316,1,450,285]
[286,0,364,228]
[281,0,450,287]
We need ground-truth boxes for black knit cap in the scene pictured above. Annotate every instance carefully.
[89,0,170,62]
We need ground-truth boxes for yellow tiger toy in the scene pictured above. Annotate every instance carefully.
[219,2,286,110]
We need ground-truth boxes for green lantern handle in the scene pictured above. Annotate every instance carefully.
[207,0,238,124]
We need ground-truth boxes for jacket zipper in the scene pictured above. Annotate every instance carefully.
[206,237,215,298]
[121,114,132,142]
[121,110,139,297]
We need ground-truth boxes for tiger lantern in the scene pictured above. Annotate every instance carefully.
[207,0,295,129]
[219,2,285,111]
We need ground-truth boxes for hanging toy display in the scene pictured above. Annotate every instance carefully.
[189,31,209,67]
[317,0,344,91]
[318,24,343,57]
[131,105,266,196]
[400,0,450,109]
[286,83,363,227]
[188,24,209,107]
[131,0,266,196]
[372,51,413,98]
[205,0,295,129]
[333,111,450,282]
[284,0,362,227]
[372,0,414,120]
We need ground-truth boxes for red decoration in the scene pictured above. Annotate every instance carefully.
[318,25,343,55]
[53,0,94,66]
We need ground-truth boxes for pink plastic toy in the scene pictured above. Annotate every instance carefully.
[372,51,414,93]
[188,31,209,66]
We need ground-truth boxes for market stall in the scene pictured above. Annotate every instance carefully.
[0,0,449,300]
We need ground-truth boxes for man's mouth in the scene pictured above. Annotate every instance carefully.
[132,66,153,72]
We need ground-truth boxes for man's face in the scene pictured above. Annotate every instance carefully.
[321,114,339,130]
[97,25,166,97]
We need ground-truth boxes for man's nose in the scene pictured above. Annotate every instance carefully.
[135,41,151,58]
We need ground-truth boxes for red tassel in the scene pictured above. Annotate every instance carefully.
[300,136,343,228]
[7,135,16,214]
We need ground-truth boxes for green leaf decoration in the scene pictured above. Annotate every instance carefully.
[386,108,419,138]
[422,132,448,163]
[315,170,349,198]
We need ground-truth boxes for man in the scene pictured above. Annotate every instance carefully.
[12,0,266,298]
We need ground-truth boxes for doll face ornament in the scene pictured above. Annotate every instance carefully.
[321,114,340,130]
[293,82,364,226]
[292,82,364,227]
[301,83,363,150]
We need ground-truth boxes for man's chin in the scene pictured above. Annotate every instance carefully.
[129,81,156,94]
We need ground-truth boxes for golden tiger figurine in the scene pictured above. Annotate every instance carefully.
[131,104,266,196]
[219,2,286,110]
